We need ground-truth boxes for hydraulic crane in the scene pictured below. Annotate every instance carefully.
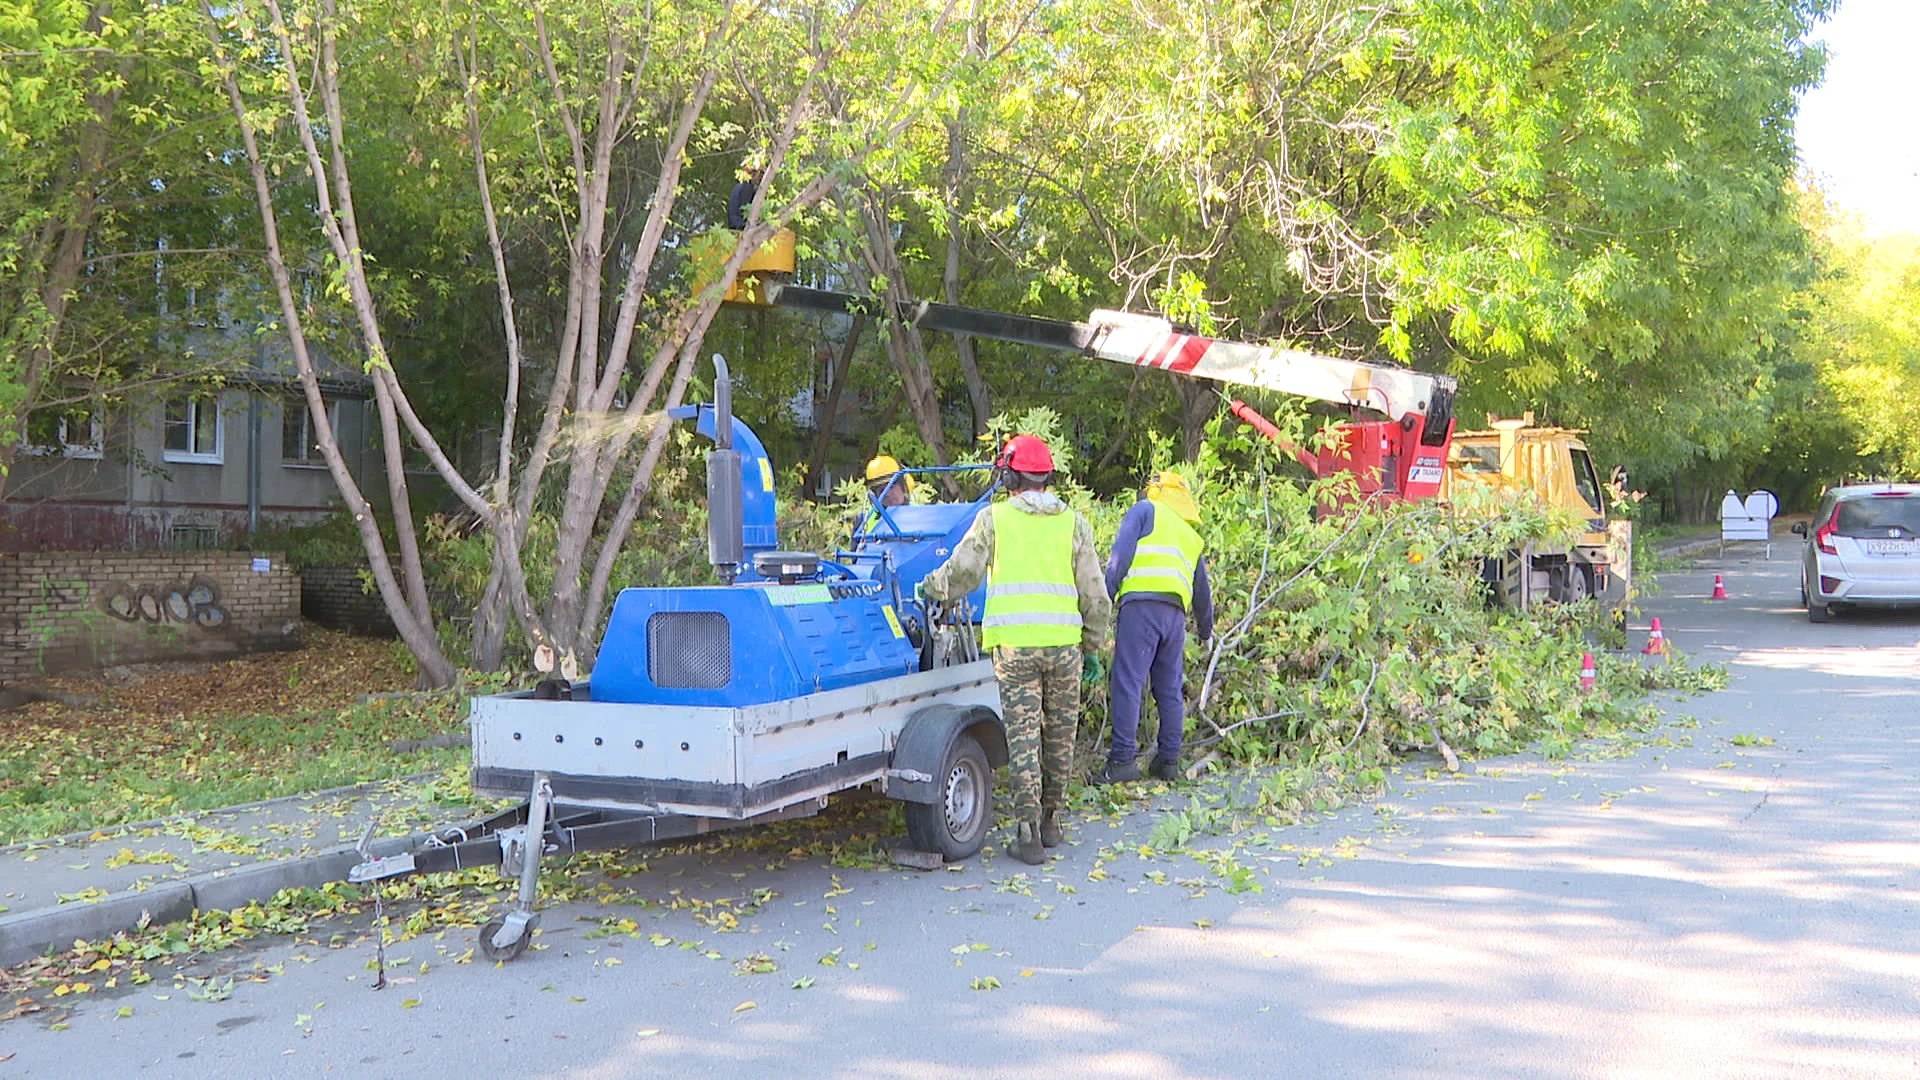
[761,283,1460,502]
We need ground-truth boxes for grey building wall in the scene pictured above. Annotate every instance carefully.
[2,386,379,552]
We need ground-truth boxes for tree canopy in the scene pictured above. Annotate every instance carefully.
[6,0,1888,676]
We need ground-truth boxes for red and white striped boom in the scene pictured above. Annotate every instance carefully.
[766,284,1455,442]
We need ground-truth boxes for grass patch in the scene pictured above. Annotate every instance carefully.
[0,627,469,844]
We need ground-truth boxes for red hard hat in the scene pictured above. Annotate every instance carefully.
[999,434,1055,474]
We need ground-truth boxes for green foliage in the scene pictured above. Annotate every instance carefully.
[1079,427,1688,792]
[256,511,378,569]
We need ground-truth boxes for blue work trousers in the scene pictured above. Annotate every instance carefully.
[1107,597,1188,764]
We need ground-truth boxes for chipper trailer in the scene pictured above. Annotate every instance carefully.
[347,357,1012,962]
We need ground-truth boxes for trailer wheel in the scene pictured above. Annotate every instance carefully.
[904,733,992,861]
[478,917,531,963]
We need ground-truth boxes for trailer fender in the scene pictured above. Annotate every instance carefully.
[883,704,1008,804]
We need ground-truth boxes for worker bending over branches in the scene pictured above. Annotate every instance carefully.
[1092,470,1213,784]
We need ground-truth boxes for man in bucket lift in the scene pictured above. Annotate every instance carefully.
[920,435,1110,865]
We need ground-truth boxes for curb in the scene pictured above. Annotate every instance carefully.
[0,832,431,968]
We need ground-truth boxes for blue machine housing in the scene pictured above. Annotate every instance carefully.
[591,578,919,706]
[839,468,996,618]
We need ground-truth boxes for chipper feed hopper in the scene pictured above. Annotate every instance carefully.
[349,358,1009,963]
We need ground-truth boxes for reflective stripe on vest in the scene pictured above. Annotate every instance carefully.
[982,502,1082,649]
[1117,500,1204,610]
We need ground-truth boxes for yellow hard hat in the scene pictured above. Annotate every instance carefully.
[865,455,916,492]
[1146,470,1201,523]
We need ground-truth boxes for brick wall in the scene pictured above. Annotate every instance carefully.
[299,564,396,638]
[0,551,302,680]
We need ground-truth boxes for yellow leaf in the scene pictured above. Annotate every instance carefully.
[401,998,421,1009]
[733,1001,757,1013]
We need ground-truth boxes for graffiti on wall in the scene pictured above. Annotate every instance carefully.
[21,577,115,672]
[24,578,101,640]
[101,576,229,629]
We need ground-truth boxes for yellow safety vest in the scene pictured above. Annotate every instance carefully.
[982,502,1082,649]
[1117,500,1204,610]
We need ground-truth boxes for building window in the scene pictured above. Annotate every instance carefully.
[168,524,219,551]
[21,403,104,459]
[281,397,337,465]
[163,397,222,463]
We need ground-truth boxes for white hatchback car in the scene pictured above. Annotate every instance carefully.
[1792,484,1920,622]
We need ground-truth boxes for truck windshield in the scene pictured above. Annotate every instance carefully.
[1835,494,1920,537]
[1569,448,1604,517]
[1453,445,1501,472]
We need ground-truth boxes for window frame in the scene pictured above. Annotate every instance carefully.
[162,396,224,464]
[280,396,339,468]
[19,403,105,460]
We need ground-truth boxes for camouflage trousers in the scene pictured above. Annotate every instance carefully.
[991,644,1083,829]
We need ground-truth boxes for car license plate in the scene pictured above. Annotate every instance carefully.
[1866,538,1919,554]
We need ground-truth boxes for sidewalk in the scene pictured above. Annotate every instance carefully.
[1653,519,1801,563]
[0,769,486,967]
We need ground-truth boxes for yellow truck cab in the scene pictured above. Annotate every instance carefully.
[1443,414,1631,610]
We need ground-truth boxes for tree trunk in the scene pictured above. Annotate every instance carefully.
[473,540,511,672]
[943,113,990,437]
[210,0,459,688]
[0,22,126,504]
[1173,376,1214,462]
[860,197,954,477]
[806,315,866,496]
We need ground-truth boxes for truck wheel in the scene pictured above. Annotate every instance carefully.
[904,733,992,861]
[1551,564,1592,604]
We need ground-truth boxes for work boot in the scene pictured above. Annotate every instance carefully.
[1147,754,1180,782]
[1089,759,1140,785]
[1040,809,1063,848]
[1010,822,1046,866]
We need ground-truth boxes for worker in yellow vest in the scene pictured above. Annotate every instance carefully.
[1091,470,1213,784]
[866,455,914,508]
[921,434,1111,865]
[853,455,914,534]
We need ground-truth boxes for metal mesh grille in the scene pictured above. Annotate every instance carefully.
[647,611,732,689]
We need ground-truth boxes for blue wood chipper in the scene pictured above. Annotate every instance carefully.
[348,357,1007,962]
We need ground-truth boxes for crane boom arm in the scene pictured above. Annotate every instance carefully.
[765,284,1455,445]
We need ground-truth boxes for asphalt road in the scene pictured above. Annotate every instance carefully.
[3,549,1916,1079]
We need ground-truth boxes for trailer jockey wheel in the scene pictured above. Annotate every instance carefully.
[904,732,991,861]
[478,917,531,963]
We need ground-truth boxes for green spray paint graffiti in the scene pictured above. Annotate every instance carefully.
[22,578,116,672]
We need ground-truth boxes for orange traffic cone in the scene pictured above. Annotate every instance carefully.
[1710,573,1728,601]
[1642,617,1668,657]
[1579,652,1596,693]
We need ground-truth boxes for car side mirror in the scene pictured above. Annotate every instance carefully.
[1790,521,1807,536]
